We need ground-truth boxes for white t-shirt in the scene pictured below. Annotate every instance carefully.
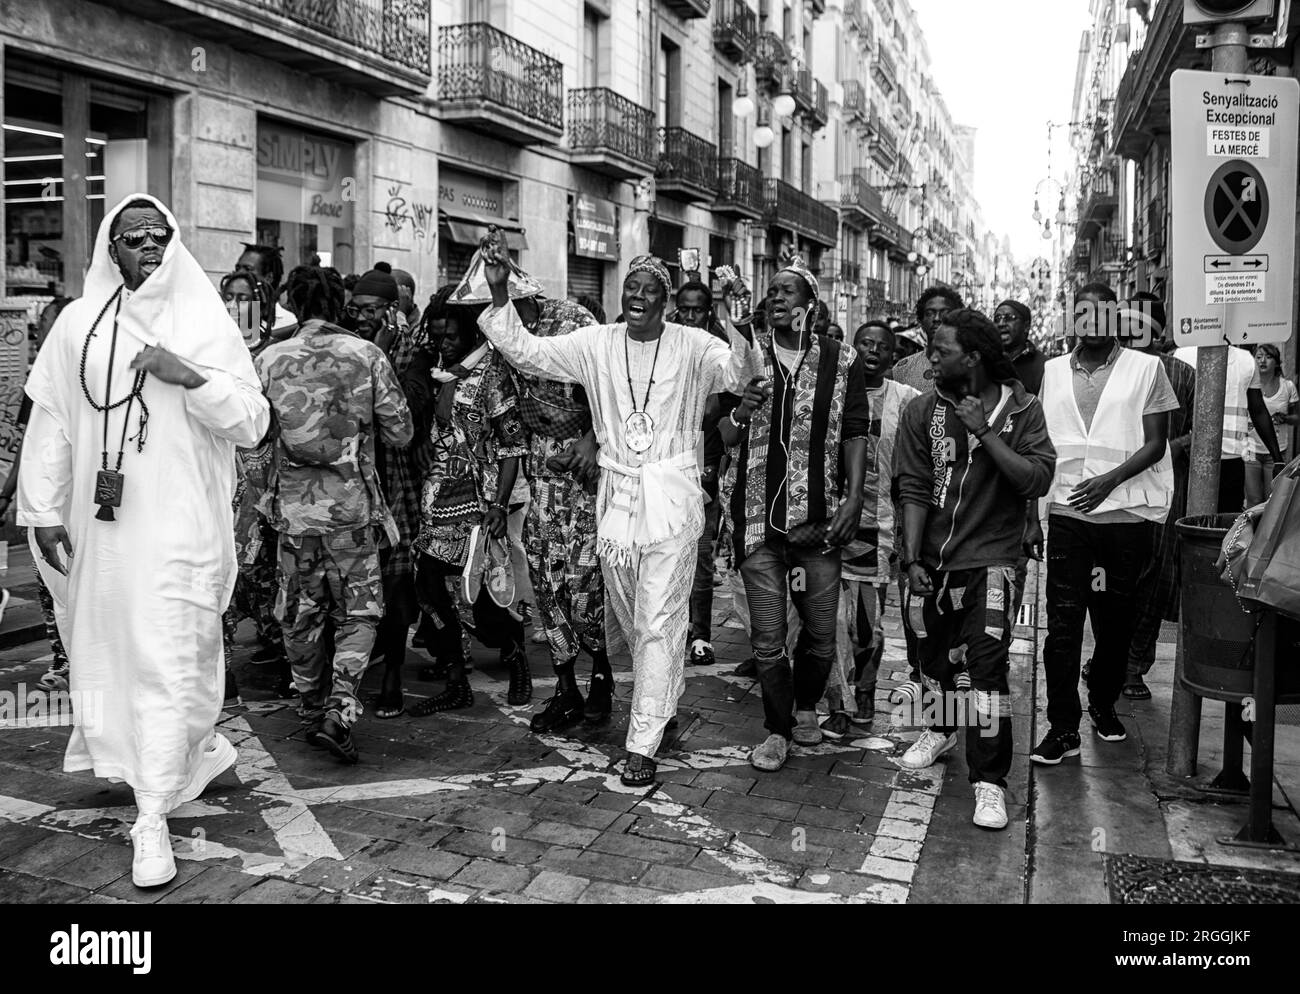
[1253,377,1299,455]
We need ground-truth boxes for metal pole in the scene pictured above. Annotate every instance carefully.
[1167,21,1249,778]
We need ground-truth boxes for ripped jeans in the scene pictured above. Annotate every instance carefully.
[740,538,842,741]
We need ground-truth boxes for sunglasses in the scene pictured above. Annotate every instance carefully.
[114,225,174,250]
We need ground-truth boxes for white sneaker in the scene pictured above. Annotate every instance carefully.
[973,781,1008,830]
[173,733,237,809]
[750,733,790,772]
[130,814,177,888]
[900,729,957,769]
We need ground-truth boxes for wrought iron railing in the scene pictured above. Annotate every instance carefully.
[437,23,563,131]
[810,79,828,127]
[716,158,765,214]
[713,0,757,61]
[657,128,718,192]
[792,68,814,111]
[840,259,861,285]
[568,87,657,166]
[764,177,838,245]
[842,79,867,121]
[840,171,884,217]
[864,277,887,310]
[269,0,430,74]
[874,40,897,92]
[753,32,788,91]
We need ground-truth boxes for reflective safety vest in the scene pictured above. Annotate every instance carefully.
[1043,348,1173,523]
[1175,346,1253,459]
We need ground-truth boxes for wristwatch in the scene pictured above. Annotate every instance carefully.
[973,423,991,439]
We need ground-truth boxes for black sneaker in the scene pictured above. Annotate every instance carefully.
[250,642,283,665]
[584,673,613,724]
[851,687,876,728]
[1089,704,1128,742]
[223,671,241,708]
[312,710,359,764]
[733,657,757,678]
[688,639,715,667]
[820,712,854,741]
[1031,729,1082,765]
[530,689,585,734]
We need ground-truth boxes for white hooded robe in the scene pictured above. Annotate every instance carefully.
[16,194,270,803]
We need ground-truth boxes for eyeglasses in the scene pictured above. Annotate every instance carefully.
[346,302,386,319]
[114,226,173,250]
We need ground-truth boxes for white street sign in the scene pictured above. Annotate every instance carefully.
[1171,69,1298,346]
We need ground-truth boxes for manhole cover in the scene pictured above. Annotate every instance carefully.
[1105,854,1300,904]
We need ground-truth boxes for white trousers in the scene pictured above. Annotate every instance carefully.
[602,537,697,758]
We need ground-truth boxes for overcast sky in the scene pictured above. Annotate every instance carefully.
[907,0,1093,264]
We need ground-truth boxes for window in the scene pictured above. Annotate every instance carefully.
[582,5,607,89]
[4,57,170,300]
[658,36,681,128]
[782,126,794,183]
[256,119,355,274]
[717,79,734,157]
[802,141,812,194]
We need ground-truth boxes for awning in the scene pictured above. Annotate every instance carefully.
[439,209,529,250]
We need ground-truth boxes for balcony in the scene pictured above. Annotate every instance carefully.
[98,0,431,95]
[792,68,815,113]
[809,79,829,130]
[764,178,838,247]
[867,208,902,249]
[1077,169,1118,238]
[753,32,789,92]
[844,0,866,33]
[568,88,657,179]
[713,0,757,62]
[864,277,887,310]
[873,41,897,95]
[869,112,898,169]
[715,158,765,220]
[838,171,886,229]
[1113,0,1205,160]
[661,0,711,16]
[437,24,563,146]
[656,128,718,203]
[842,79,867,123]
[1072,240,1092,271]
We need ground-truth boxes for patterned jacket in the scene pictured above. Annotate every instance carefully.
[256,319,414,540]
[728,333,871,563]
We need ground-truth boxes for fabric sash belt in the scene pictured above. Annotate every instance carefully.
[596,449,700,565]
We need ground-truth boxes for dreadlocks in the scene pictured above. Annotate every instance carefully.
[285,265,345,326]
[219,268,275,346]
[239,243,285,291]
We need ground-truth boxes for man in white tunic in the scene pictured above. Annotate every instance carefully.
[17,195,270,887]
[477,241,758,786]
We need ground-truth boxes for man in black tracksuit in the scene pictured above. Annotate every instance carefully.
[893,309,1056,830]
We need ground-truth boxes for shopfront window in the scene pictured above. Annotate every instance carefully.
[4,58,166,301]
[256,119,355,275]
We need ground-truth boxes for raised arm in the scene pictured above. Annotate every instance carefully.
[477,303,590,385]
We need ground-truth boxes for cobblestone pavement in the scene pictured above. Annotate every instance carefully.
[0,570,1044,905]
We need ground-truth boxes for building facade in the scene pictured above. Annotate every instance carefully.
[1,0,994,329]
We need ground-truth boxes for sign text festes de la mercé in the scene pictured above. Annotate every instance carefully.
[1171,70,1298,347]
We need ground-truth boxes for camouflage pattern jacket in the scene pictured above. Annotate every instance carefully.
[256,319,414,541]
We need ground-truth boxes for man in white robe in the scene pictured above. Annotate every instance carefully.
[476,244,758,785]
[17,195,270,887]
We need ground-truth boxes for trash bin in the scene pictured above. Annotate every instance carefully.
[1176,514,1300,704]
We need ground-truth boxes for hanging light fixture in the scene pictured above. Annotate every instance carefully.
[1032,198,1042,223]
[1041,219,1053,240]
[734,71,756,119]
[754,106,775,148]
[772,91,797,119]
[1055,193,1068,225]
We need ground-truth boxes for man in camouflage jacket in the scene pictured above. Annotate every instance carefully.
[257,295,413,762]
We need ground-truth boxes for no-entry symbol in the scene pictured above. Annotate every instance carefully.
[1204,159,1269,254]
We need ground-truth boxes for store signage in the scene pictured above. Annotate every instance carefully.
[573,195,617,261]
[256,121,355,229]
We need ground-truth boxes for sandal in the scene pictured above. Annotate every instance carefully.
[1122,680,1152,701]
[407,681,474,717]
[369,693,405,720]
[620,753,657,788]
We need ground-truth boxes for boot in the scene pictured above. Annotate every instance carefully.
[506,644,533,706]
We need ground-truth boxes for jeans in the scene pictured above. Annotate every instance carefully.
[908,565,1016,787]
[740,537,842,740]
[1044,514,1153,733]
[688,497,724,643]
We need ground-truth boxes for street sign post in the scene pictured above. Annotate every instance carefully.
[1171,68,1298,346]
